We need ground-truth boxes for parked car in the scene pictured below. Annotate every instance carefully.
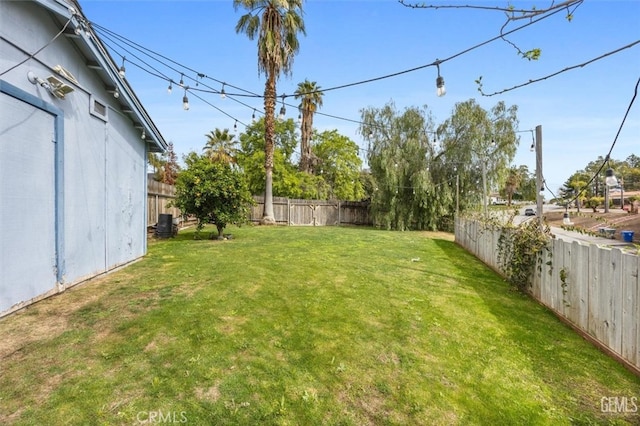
[524,208,536,216]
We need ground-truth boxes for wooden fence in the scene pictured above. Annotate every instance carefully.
[146,183,371,228]
[455,217,640,374]
[147,180,181,227]
[250,196,371,226]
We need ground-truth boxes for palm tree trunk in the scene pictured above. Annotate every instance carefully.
[261,73,277,225]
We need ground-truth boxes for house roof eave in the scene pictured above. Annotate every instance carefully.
[31,0,168,152]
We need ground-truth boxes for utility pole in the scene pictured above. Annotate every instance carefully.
[481,160,488,218]
[535,125,543,225]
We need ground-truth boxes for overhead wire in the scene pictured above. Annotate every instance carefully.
[564,76,640,206]
[86,0,565,115]
[85,6,634,172]
[0,16,73,76]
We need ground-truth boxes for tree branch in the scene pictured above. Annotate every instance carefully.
[477,40,640,96]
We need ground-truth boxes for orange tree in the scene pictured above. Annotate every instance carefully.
[172,153,255,239]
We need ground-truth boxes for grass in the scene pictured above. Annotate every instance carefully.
[1,225,639,425]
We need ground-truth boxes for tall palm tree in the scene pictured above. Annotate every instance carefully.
[235,0,306,225]
[504,166,521,206]
[294,79,323,173]
[203,129,237,165]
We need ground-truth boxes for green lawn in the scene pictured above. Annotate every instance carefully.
[1,225,639,425]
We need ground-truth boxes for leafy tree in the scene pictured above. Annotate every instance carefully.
[626,154,640,169]
[148,152,164,181]
[235,0,306,225]
[161,142,180,185]
[559,171,590,210]
[503,165,535,201]
[236,117,308,198]
[172,153,254,239]
[203,128,238,165]
[585,196,604,212]
[236,118,363,201]
[436,99,519,217]
[360,102,444,230]
[294,79,323,173]
[313,130,364,200]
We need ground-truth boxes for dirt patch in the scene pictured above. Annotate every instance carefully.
[195,384,221,402]
[418,231,455,241]
[0,275,113,360]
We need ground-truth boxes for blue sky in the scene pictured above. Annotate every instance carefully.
[80,0,639,193]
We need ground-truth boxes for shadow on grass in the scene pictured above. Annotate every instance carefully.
[433,238,640,424]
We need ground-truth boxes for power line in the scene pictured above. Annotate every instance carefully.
[566,76,640,205]
[480,40,640,97]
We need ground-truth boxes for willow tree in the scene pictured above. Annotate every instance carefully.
[234,0,306,225]
[294,79,323,173]
[360,102,442,230]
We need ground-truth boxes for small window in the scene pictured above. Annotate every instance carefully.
[90,96,108,121]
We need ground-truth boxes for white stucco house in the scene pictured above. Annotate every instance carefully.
[0,0,167,316]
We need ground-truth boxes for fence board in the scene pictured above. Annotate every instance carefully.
[569,241,589,329]
[621,252,638,363]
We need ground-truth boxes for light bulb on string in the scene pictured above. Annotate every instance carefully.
[182,88,189,111]
[252,109,256,122]
[118,57,126,78]
[233,120,238,133]
[113,86,120,99]
[605,168,618,187]
[435,60,446,97]
[220,83,226,99]
[179,73,184,88]
[167,80,172,95]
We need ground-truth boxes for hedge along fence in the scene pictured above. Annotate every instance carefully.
[455,217,640,374]
[250,196,372,226]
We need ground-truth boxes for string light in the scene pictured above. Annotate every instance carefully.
[179,73,184,88]
[167,80,172,94]
[141,129,146,140]
[252,109,256,122]
[118,56,126,78]
[220,83,226,99]
[113,86,120,99]
[234,120,238,132]
[85,17,635,153]
[182,88,189,110]
[605,168,618,187]
[435,60,446,97]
